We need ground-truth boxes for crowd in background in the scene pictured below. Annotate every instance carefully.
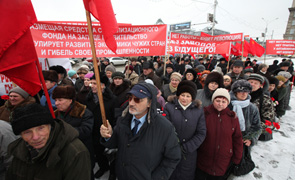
[0,54,294,180]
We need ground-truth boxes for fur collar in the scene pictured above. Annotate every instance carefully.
[54,101,86,118]
[167,95,202,108]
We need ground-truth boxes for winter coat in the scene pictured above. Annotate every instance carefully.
[196,86,214,108]
[6,119,91,180]
[164,97,206,180]
[55,101,94,166]
[161,84,177,101]
[85,88,116,145]
[75,78,84,92]
[0,96,36,122]
[101,83,181,180]
[133,62,143,75]
[276,84,288,117]
[250,88,275,122]
[138,71,162,90]
[110,80,130,108]
[125,71,139,86]
[0,121,18,180]
[228,92,262,145]
[197,105,243,176]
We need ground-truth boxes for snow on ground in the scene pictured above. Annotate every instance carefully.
[229,88,295,180]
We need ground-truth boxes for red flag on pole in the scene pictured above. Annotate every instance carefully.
[83,0,118,54]
[0,0,41,96]
[250,38,265,57]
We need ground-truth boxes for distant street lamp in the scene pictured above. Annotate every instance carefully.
[262,17,279,62]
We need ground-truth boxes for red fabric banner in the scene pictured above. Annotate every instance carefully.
[31,23,167,58]
[266,40,295,55]
[168,32,239,55]
[0,0,41,96]
[83,0,118,54]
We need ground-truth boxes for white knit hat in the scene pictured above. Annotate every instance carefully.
[212,88,230,103]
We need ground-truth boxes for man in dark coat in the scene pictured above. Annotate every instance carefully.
[86,73,117,179]
[226,60,248,84]
[100,82,181,180]
[138,61,162,89]
[268,59,279,73]
[6,103,91,180]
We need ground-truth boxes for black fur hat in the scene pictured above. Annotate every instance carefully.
[49,65,67,77]
[268,76,279,87]
[176,80,197,100]
[52,85,76,100]
[184,69,197,80]
[231,79,252,93]
[11,103,54,135]
[43,70,58,83]
[204,72,224,88]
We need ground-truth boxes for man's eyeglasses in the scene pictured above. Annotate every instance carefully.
[128,95,142,103]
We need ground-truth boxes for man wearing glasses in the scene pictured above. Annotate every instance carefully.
[100,82,181,180]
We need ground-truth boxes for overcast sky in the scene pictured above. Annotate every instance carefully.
[31,0,292,40]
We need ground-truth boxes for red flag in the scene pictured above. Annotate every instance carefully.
[235,42,248,57]
[243,40,250,57]
[83,0,118,54]
[250,38,265,57]
[231,43,241,56]
[0,0,41,96]
[200,32,212,37]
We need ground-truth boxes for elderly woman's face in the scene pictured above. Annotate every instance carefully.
[236,92,249,101]
[9,92,25,106]
[178,92,192,106]
[186,73,194,81]
[170,78,180,88]
[213,97,229,111]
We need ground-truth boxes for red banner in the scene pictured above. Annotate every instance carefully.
[266,40,295,55]
[31,22,167,58]
[168,32,239,55]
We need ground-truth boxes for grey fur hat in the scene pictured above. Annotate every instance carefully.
[231,79,252,93]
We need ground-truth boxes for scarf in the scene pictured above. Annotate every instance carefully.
[169,83,177,93]
[178,100,192,110]
[231,99,250,131]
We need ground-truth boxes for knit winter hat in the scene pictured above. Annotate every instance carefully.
[185,64,192,70]
[84,73,94,79]
[112,71,125,79]
[244,67,253,74]
[52,85,76,100]
[125,65,134,72]
[176,80,197,100]
[231,79,252,93]
[247,73,265,84]
[278,71,292,80]
[77,67,88,74]
[105,65,116,73]
[11,103,54,135]
[170,72,182,81]
[276,75,286,82]
[67,70,76,77]
[195,65,206,72]
[212,88,231,103]
[42,70,58,83]
[9,86,29,99]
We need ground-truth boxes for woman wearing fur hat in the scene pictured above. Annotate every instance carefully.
[52,85,95,179]
[228,80,262,147]
[197,88,243,179]
[161,72,182,101]
[0,86,35,122]
[164,80,206,180]
[182,68,203,89]
[196,72,224,108]
[124,65,139,86]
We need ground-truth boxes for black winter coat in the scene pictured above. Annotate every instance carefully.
[101,83,181,180]
[164,97,206,180]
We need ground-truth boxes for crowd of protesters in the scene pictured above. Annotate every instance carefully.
[0,55,294,180]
